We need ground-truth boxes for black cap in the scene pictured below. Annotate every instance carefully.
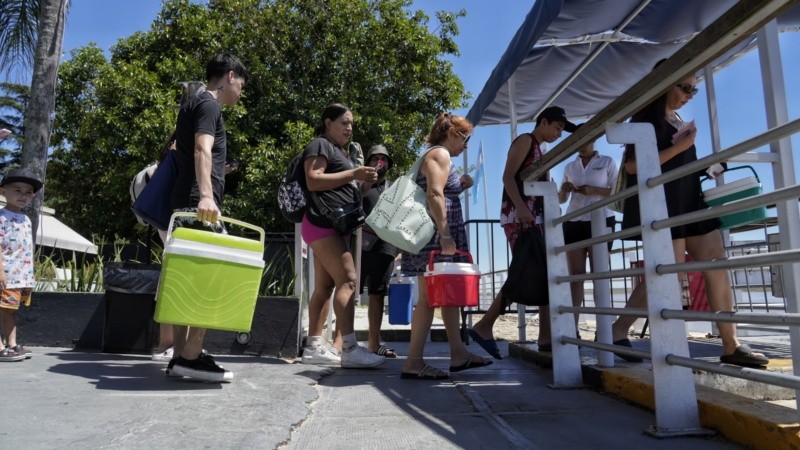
[1,167,43,192]
[366,144,393,170]
[537,106,577,133]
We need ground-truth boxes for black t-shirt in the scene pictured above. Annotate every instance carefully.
[362,178,385,216]
[621,119,719,239]
[303,137,360,228]
[171,91,227,209]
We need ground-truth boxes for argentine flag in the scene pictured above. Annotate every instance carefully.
[472,142,484,204]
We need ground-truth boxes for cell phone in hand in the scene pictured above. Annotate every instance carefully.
[375,159,387,176]
[671,120,696,144]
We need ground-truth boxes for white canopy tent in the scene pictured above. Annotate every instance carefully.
[37,214,97,254]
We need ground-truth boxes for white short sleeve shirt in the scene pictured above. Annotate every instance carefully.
[561,153,619,222]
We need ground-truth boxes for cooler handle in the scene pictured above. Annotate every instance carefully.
[166,212,265,245]
[700,165,760,185]
[427,249,473,271]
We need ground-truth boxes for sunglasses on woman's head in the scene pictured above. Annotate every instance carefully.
[676,83,698,96]
[457,130,471,144]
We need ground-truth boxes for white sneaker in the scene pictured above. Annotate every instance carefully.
[301,345,341,365]
[151,347,174,362]
[341,345,386,369]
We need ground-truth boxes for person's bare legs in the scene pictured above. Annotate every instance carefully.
[471,292,505,340]
[309,236,357,337]
[154,324,174,353]
[0,309,16,348]
[367,293,384,353]
[611,239,686,342]
[441,306,490,367]
[686,230,765,359]
[308,252,335,339]
[180,327,206,359]
[403,275,435,373]
[538,306,551,345]
[473,291,551,345]
[566,247,589,328]
[155,229,175,354]
[611,283,646,341]
[172,325,189,356]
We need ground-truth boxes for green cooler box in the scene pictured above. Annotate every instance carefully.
[702,165,767,230]
[155,214,265,332]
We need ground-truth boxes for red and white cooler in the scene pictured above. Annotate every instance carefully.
[424,250,480,308]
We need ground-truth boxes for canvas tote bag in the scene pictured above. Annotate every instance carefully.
[365,147,439,253]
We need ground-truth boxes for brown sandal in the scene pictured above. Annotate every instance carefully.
[449,353,493,372]
[374,344,397,358]
[401,364,449,380]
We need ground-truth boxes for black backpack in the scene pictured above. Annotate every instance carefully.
[277,152,308,223]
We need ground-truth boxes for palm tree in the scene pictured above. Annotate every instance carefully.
[0,0,69,233]
[0,0,41,80]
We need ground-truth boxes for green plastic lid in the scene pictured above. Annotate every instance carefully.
[172,227,263,253]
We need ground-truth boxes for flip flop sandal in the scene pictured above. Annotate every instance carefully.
[613,338,644,362]
[0,348,25,362]
[12,345,32,359]
[720,344,769,367]
[467,329,502,360]
[374,344,397,358]
[538,343,552,353]
[401,364,449,380]
[449,353,493,373]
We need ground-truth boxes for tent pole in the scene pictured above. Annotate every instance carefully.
[508,73,527,342]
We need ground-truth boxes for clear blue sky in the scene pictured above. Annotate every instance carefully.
[52,0,800,231]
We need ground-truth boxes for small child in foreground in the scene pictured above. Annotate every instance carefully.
[0,168,42,362]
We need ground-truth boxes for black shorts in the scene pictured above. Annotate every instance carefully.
[359,251,395,296]
[563,217,616,250]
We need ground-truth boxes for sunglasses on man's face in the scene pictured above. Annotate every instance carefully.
[457,130,471,144]
[676,83,699,96]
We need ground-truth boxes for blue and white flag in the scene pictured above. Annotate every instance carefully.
[472,142,484,204]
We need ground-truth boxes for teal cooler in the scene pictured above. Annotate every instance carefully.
[155,213,265,332]
[702,166,767,230]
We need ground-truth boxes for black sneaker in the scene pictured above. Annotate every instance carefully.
[165,358,181,377]
[171,355,233,382]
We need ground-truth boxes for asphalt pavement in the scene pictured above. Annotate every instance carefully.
[2,342,743,450]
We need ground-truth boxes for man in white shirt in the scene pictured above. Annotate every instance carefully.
[558,125,618,329]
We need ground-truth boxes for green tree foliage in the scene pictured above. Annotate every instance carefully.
[48,0,467,241]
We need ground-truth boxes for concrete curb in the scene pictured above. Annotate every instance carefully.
[509,342,800,450]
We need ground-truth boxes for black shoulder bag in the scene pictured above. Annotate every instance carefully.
[500,225,549,306]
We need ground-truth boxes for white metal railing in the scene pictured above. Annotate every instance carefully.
[527,117,800,437]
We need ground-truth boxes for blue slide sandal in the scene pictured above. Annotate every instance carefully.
[468,329,503,360]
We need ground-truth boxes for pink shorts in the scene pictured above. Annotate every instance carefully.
[301,214,338,244]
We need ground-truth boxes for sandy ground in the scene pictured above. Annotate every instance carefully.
[466,312,601,342]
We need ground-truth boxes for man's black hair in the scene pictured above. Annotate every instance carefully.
[206,53,249,84]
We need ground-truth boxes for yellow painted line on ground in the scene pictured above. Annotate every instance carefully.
[599,367,800,450]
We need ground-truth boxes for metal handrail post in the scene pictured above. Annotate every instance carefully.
[606,123,702,435]
[591,209,615,367]
[759,18,800,415]
[530,181,582,388]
